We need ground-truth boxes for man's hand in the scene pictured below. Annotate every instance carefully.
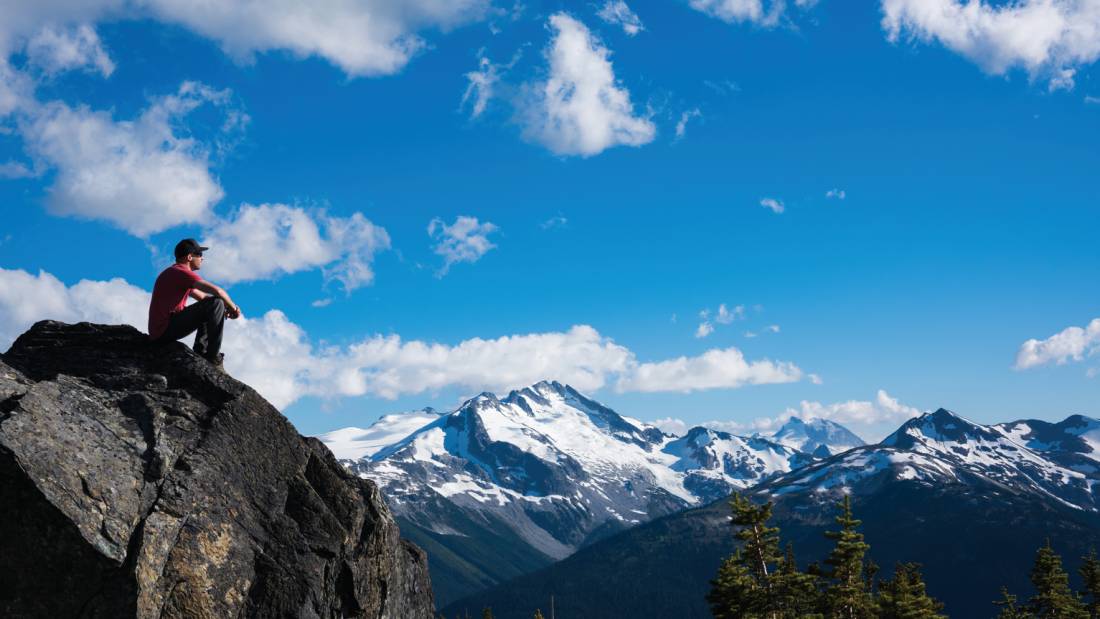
[227,303,242,319]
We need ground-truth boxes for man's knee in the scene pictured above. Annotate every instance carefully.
[205,296,225,317]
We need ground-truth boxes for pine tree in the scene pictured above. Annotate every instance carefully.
[532,610,544,619]
[730,493,782,582]
[481,608,494,619]
[994,587,1032,619]
[708,549,759,619]
[823,495,875,619]
[1027,540,1089,619]
[876,562,945,619]
[771,542,823,617]
[1080,548,1100,618]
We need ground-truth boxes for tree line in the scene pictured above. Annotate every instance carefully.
[708,493,1100,619]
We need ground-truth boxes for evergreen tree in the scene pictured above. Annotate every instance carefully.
[1027,540,1088,619]
[532,610,544,619]
[1080,548,1100,618]
[823,495,875,619]
[876,562,945,619]
[771,542,823,617]
[482,608,494,619]
[730,493,782,582]
[994,587,1032,619]
[708,549,759,619]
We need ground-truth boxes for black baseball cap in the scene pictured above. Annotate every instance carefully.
[174,238,209,260]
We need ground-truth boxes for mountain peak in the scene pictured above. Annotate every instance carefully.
[770,416,864,456]
[882,407,999,448]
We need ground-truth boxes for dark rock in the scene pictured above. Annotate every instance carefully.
[0,321,434,618]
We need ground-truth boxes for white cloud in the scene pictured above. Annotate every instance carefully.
[462,55,500,119]
[1086,95,1100,104]
[521,12,655,157]
[687,0,816,27]
[14,81,232,236]
[0,267,148,347]
[597,1,645,36]
[0,1,489,79]
[826,188,846,200]
[1087,367,1099,379]
[142,0,490,78]
[1015,318,1100,369]
[881,0,1100,90]
[684,389,921,440]
[0,269,809,408]
[461,49,522,119]
[675,108,702,139]
[760,197,785,214]
[696,303,745,338]
[198,204,391,292]
[25,23,114,77]
[540,214,568,229]
[651,417,689,435]
[615,347,803,393]
[428,215,498,275]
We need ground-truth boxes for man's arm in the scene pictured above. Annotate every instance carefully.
[191,280,242,319]
[188,289,209,301]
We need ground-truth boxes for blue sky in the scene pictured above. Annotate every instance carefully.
[1,0,1098,441]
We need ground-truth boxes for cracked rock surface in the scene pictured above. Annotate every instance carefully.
[0,321,434,618]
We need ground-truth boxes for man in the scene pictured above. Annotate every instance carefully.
[148,238,242,367]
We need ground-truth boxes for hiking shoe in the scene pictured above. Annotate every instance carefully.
[205,352,225,369]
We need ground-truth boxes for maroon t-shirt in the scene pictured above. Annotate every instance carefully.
[148,263,202,338]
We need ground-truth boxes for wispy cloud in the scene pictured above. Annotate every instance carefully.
[695,303,745,338]
[675,108,702,140]
[760,197,785,214]
[825,188,846,200]
[597,1,645,36]
[428,215,499,276]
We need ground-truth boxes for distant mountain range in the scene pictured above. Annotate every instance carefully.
[319,381,861,606]
[443,408,1100,618]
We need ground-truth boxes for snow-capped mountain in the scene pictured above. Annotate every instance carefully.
[766,416,865,456]
[322,380,822,605]
[317,407,445,460]
[755,408,1100,512]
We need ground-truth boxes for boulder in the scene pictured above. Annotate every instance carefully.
[0,321,434,618]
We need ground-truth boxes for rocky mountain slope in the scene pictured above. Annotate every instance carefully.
[326,381,842,605]
[445,408,1100,618]
[0,321,434,618]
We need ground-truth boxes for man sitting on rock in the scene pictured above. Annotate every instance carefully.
[148,238,242,367]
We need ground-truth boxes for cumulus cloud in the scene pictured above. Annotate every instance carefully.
[540,213,568,229]
[198,204,391,292]
[428,215,498,275]
[881,0,1100,90]
[597,1,645,36]
[521,12,655,157]
[760,197,785,214]
[656,389,920,440]
[0,1,489,79]
[1015,317,1100,369]
[826,188,846,200]
[25,23,114,77]
[14,81,234,236]
[0,267,148,348]
[616,347,803,393]
[143,0,491,78]
[0,269,809,408]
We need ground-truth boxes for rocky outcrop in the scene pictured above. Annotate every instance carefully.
[0,321,434,618]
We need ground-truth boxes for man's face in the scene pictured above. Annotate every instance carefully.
[188,253,203,270]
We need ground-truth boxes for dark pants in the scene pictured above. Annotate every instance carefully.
[155,296,225,359]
